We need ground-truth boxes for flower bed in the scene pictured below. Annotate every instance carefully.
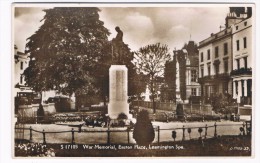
[15,143,55,157]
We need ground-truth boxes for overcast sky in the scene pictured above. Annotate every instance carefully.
[14,6,230,53]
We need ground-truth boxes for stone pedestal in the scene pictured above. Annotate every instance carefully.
[108,65,130,119]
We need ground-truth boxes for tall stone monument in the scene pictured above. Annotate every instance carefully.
[108,27,130,119]
[176,59,181,102]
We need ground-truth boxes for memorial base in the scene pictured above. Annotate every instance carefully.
[108,101,130,119]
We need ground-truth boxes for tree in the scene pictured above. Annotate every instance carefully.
[134,43,171,113]
[24,7,110,98]
[164,60,176,101]
[133,110,155,146]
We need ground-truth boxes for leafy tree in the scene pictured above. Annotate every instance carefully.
[24,7,110,98]
[128,72,148,102]
[134,43,171,113]
[23,7,148,108]
[133,110,155,146]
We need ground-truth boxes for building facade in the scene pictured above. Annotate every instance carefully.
[198,7,252,105]
[198,28,233,103]
[230,15,252,105]
[14,45,32,95]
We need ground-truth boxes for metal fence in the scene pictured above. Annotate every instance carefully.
[15,121,251,145]
[132,101,213,115]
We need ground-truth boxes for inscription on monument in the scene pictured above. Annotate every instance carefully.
[116,70,124,101]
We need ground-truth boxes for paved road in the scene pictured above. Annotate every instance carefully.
[16,120,246,144]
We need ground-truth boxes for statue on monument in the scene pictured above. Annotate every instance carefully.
[112,26,124,64]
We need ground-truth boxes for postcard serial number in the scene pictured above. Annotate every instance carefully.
[229,146,250,151]
[60,144,79,150]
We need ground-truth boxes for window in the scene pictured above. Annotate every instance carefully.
[235,81,238,95]
[200,52,204,62]
[243,37,247,49]
[224,43,228,55]
[207,49,210,60]
[20,62,23,70]
[215,64,219,75]
[207,64,211,76]
[224,59,229,73]
[236,59,240,69]
[215,46,219,58]
[223,82,228,94]
[242,80,244,97]
[191,70,197,82]
[236,40,240,51]
[244,21,247,26]
[201,66,204,77]
[236,26,239,30]
[191,88,197,96]
[20,75,23,84]
[244,57,247,69]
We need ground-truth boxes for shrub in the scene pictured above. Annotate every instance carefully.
[117,113,128,127]
[133,110,155,146]
[117,113,128,120]
[211,93,237,114]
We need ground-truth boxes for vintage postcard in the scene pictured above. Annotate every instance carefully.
[12,3,254,157]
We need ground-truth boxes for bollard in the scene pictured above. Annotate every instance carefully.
[42,129,46,144]
[29,126,32,141]
[172,130,177,142]
[182,125,185,141]
[71,128,75,144]
[214,122,217,138]
[205,124,208,139]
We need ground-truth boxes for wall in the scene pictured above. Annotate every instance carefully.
[232,18,252,70]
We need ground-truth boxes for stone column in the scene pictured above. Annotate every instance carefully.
[233,81,237,99]
[244,79,247,97]
[237,80,242,103]
[108,65,130,119]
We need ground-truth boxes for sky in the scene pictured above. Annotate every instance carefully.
[14,5,230,53]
